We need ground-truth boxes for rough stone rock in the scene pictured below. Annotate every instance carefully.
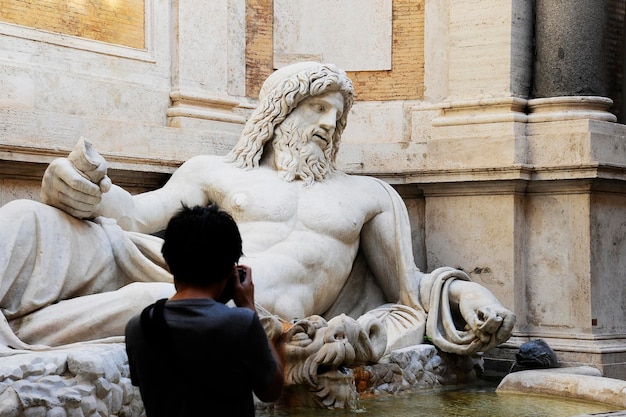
[0,344,144,417]
[353,344,482,396]
[0,343,482,415]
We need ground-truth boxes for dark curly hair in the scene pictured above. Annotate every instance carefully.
[161,204,242,286]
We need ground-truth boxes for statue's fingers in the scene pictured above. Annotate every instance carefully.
[65,172,102,197]
[495,312,516,342]
[56,201,95,219]
[99,175,112,193]
[479,313,503,334]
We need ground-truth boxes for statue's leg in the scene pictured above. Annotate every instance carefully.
[0,200,130,320]
[8,282,175,346]
[0,200,176,347]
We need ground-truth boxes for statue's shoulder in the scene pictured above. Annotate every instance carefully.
[177,154,231,173]
[343,172,393,190]
[183,153,223,165]
[337,173,403,209]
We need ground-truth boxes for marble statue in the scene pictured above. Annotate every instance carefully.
[0,62,515,368]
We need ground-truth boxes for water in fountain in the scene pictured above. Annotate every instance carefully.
[258,380,623,417]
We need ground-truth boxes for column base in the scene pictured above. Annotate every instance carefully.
[528,96,617,123]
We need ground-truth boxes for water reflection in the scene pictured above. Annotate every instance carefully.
[259,380,623,417]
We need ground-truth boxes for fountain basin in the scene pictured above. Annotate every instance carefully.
[497,366,626,409]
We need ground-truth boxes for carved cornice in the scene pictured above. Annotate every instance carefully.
[0,143,179,189]
[167,90,247,125]
[425,97,529,126]
[415,95,618,126]
[3,144,625,192]
[365,163,626,197]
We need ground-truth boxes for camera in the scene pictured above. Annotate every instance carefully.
[237,267,246,283]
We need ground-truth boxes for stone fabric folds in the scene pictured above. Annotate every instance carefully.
[0,200,174,350]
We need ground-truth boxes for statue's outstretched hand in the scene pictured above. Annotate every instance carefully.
[41,138,111,219]
[458,291,516,347]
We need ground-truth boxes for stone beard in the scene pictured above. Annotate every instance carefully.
[273,117,334,186]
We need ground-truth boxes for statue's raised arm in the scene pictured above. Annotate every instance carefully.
[41,137,214,234]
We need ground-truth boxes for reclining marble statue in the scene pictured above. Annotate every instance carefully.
[0,63,515,376]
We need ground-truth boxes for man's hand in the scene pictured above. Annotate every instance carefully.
[232,264,256,311]
[40,138,111,219]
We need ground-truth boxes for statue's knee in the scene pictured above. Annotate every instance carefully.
[122,282,175,302]
[0,200,70,228]
[1,199,42,217]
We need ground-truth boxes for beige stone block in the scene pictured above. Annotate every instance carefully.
[421,189,519,312]
[0,179,40,206]
[589,191,626,333]
[342,101,407,144]
[176,1,231,92]
[427,121,528,169]
[447,0,515,98]
[348,142,427,174]
[0,69,35,109]
[522,181,626,336]
[395,189,427,272]
[273,0,392,71]
[409,105,439,147]
[335,143,364,173]
[527,119,626,167]
[524,191,592,330]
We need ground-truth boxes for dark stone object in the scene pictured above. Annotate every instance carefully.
[514,339,559,370]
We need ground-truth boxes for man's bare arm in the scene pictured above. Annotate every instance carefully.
[233,265,284,402]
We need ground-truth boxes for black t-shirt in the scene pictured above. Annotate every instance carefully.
[125,299,277,417]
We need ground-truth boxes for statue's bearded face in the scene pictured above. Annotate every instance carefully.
[272,91,344,186]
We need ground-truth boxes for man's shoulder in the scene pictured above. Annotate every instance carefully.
[124,313,144,348]
[168,300,256,322]
[125,313,142,333]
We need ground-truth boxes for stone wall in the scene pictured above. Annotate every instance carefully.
[1,0,144,48]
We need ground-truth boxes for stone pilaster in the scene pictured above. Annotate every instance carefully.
[167,0,247,134]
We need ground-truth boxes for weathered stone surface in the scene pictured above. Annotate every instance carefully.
[497,367,626,408]
[354,344,482,397]
[0,342,483,415]
[0,344,144,417]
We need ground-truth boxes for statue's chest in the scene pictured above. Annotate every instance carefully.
[220,177,366,239]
